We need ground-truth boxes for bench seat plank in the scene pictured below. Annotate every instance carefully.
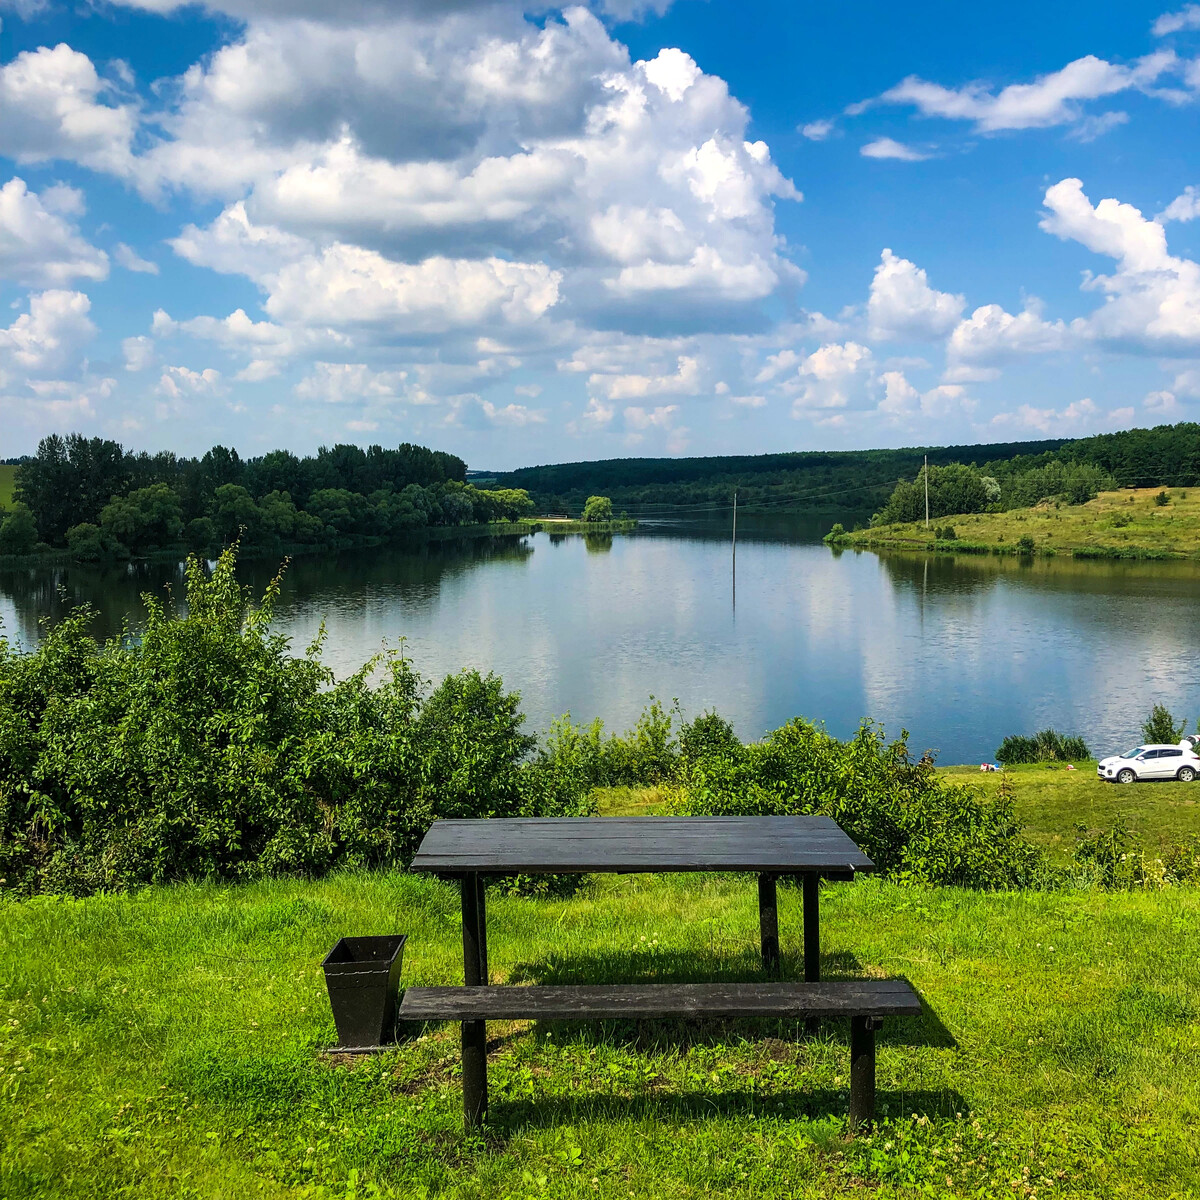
[400,980,920,1022]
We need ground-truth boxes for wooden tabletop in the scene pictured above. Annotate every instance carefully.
[409,816,875,877]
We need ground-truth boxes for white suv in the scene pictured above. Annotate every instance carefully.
[1097,743,1200,784]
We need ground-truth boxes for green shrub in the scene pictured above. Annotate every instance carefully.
[1142,704,1185,745]
[1154,490,1170,506]
[673,718,1042,888]
[1016,535,1035,555]
[0,503,38,556]
[822,522,847,543]
[0,547,592,897]
[996,729,1090,764]
[534,698,681,791]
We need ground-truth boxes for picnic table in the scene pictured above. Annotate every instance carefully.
[408,815,883,1125]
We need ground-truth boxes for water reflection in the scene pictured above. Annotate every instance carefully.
[3,520,1200,763]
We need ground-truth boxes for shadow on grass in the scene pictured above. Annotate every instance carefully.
[484,1085,972,1134]
[502,948,957,1050]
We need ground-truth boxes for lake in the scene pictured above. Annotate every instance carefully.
[3,516,1200,764]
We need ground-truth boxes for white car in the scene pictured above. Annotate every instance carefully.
[1097,742,1200,784]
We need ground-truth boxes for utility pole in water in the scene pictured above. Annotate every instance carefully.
[732,488,738,610]
[924,454,930,529]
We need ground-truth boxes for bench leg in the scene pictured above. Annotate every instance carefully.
[758,874,779,975]
[803,873,820,1032]
[461,873,488,1128]
[848,1016,877,1133]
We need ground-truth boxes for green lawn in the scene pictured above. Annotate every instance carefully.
[0,464,15,509]
[841,486,1200,558]
[3,870,1199,1199]
[939,762,1200,859]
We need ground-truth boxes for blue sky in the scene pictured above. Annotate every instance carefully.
[2,1,1200,469]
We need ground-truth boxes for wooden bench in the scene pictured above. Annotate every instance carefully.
[399,979,921,1130]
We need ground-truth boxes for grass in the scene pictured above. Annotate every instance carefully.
[3,871,1199,1198]
[939,762,1200,859]
[0,464,15,509]
[841,487,1200,559]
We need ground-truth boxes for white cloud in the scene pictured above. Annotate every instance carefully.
[947,303,1071,363]
[294,361,409,404]
[113,243,160,274]
[1159,185,1200,223]
[876,51,1178,133]
[156,365,226,401]
[1040,176,1200,353]
[0,177,108,286]
[0,289,96,376]
[860,137,931,162]
[1154,5,1200,35]
[589,354,701,401]
[729,393,765,408]
[791,341,873,414]
[1144,388,1182,414]
[867,248,964,340]
[0,45,136,175]
[877,369,920,417]
[624,403,678,429]
[800,119,835,140]
[989,397,1133,435]
[122,335,156,372]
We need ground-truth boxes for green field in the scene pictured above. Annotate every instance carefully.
[0,464,15,508]
[2,870,1198,1199]
[841,487,1200,559]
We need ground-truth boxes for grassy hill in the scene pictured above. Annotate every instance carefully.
[841,487,1200,560]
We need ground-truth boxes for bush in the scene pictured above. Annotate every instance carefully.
[0,546,593,897]
[996,729,1090,765]
[1016,535,1035,555]
[934,525,956,541]
[1154,490,1170,507]
[823,522,847,543]
[1142,703,1185,745]
[0,503,38,556]
[672,718,1042,888]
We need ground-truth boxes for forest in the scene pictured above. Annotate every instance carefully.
[496,423,1200,518]
[0,436,533,559]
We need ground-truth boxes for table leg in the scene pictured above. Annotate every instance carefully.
[461,872,487,1127]
[803,873,820,1033]
[757,874,780,974]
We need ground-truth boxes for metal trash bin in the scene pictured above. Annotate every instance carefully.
[322,934,407,1051]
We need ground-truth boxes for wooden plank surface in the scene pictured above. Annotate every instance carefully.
[409,816,875,875]
[399,981,920,1021]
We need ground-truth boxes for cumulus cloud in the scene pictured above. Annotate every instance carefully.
[867,248,964,340]
[0,178,108,285]
[122,335,156,372]
[791,341,873,415]
[294,361,410,404]
[874,51,1178,133]
[947,303,1071,364]
[156,365,226,401]
[0,45,136,175]
[589,354,701,401]
[0,289,96,377]
[1159,185,1200,223]
[1040,176,1200,353]
[860,137,931,161]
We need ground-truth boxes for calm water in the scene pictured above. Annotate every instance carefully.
[3,515,1200,764]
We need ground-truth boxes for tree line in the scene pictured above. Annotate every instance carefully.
[0,435,535,559]
[494,440,1071,515]
[871,422,1200,525]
